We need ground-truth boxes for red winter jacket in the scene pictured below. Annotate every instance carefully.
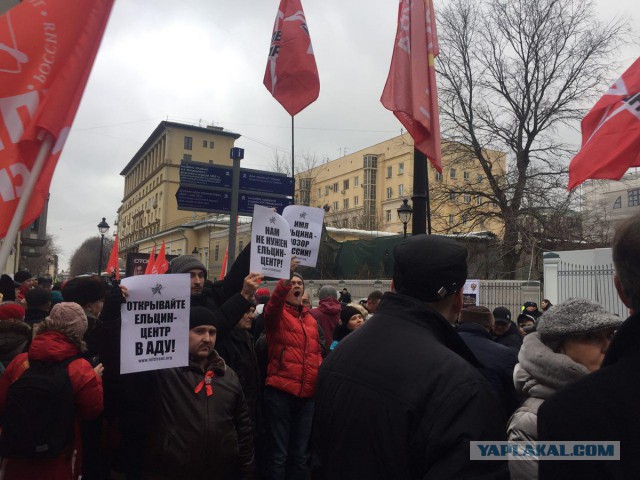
[0,330,104,480]
[264,280,322,398]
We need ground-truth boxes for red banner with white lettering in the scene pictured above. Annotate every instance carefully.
[381,0,442,172]
[106,236,120,280]
[568,57,640,190]
[0,0,115,236]
[264,0,319,116]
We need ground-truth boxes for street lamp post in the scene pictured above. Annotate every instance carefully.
[397,199,413,239]
[97,217,110,274]
[192,247,199,256]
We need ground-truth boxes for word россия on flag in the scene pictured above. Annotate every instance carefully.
[381,0,442,172]
[264,0,320,116]
[0,0,115,238]
[568,57,640,190]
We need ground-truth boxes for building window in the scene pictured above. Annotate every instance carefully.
[476,195,482,205]
[628,189,640,207]
[317,188,322,198]
[354,176,359,187]
[343,179,349,191]
[449,192,457,201]
[464,194,471,203]
[386,187,393,199]
[325,186,330,196]
[435,172,443,182]
[398,184,404,196]
[613,196,622,209]
[450,168,457,179]
[398,162,404,175]
[386,210,392,222]
[449,214,454,225]
[387,166,392,178]
[184,136,193,150]
[332,182,339,193]
[364,154,378,169]
[354,195,359,206]
[333,201,339,211]
[214,244,219,261]
[343,198,349,209]
[462,214,468,225]
[183,154,192,161]
[477,174,483,182]
[202,140,208,147]
[209,141,214,148]
[463,171,470,181]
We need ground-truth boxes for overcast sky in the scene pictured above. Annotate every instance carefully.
[47,0,639,270]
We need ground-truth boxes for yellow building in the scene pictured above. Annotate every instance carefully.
[117,121,241,268]
[295,133,505,236]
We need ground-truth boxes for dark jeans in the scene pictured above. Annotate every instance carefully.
[264,386,314,480]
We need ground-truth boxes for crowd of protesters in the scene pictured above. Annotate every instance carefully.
[0,213,639,479]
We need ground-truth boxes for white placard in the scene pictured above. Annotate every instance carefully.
[250,205,292,279]
[120,274,191,374]
[463,279,481,306]
[282,205,324,267]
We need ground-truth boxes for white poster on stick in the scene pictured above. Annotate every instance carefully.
[282,205,324,267]
[120,274,190,374]
[250,205,292,279]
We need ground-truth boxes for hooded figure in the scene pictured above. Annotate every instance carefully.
[0,302,103,480]
[0,303,30,374]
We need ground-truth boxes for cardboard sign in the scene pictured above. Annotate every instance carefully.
[282,205,324,267]
[120,274,190,374]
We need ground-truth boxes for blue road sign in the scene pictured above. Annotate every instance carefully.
[239,168,293,196]
[230,147,245,160]
[176,186,231,213]
[180,160,233,189]
[238,193,293,215]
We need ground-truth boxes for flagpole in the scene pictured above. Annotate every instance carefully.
[291,115,295,199]
[412,148,429,235]
[0,132,54,273]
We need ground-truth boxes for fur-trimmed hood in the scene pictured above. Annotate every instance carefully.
[514,332,588,400]
[0,319,31,358]
[36,320,86,353]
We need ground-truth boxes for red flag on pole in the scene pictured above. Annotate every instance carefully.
[381,0,442,172]
[0,0,115,236]
[264,0,320,116]
[219,247,228,280]
[105,236,120,280]
[152,241,169,275]
[144,246,156,275]
[568,57,640,190]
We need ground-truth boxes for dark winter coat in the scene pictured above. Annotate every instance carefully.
[538,311,640,479]
[0,330,103,480]
[494,322,523,352]
[310,297,341,351]
[139,350,254,480]
[264,280,323,399]
[457,322,521,417]
[215,326,261,433]
[313,292,509,480]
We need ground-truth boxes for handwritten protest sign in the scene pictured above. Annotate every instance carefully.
[282,205,324,267]
[120,274,190,374]
[250,205,292,279]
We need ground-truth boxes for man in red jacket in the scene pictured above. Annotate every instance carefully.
[263,267,323,480]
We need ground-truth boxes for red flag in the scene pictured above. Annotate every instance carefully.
[568,57,640,190]
[105,236,120,280]
[219,247,228,280]
[264,0,319,116]
[0,0,115,236]
[381,0,442,172]
[152,241,169,275]
[144,246,156,275]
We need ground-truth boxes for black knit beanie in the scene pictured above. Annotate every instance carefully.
[189,306,216,330]
[340,305,362,325]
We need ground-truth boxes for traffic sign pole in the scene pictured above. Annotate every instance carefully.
[228,148,244,271]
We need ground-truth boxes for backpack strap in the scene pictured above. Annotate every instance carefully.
[27,354,83,368]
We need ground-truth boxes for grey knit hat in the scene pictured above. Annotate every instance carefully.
[169,255,207,277]
[318,285,338,300]
[537,298,624,349]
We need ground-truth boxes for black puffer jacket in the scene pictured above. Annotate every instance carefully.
[142,350,254,480]
[314,292,508,480]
